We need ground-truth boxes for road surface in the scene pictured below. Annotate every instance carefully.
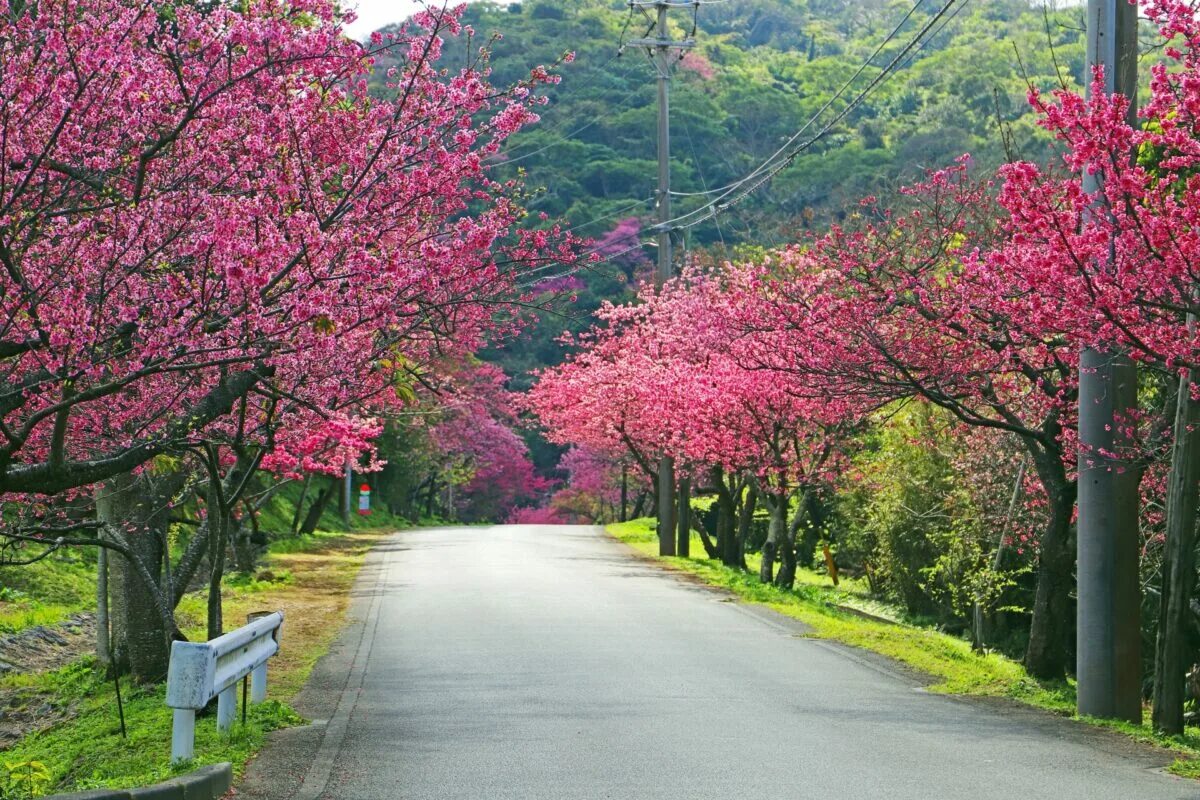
[239,525,1196,800]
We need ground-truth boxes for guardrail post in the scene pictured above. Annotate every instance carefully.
[250,662,268,704]
[172,708,196,763]
[216,684,237,733]
[247,611,272,704]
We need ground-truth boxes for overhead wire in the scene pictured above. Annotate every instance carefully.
[664,0,928,203]
[657,0,967,235]
[679,112,727,251]
[515,241,647,291]
[563,195,655,236]
[514,0,963,292]
[894,0,970,73]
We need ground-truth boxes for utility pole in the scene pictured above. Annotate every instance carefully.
[1076,0,1141,723]
[342,460,352,526]
[628,1,694,557]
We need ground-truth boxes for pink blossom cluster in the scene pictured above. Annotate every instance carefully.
[0,0,577,499]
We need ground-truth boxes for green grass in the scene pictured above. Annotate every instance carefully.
[0,658,301,793]
[608,517,1200,777]
[0,477,447,796]
[0,553,96,635]
[3,514,400,796]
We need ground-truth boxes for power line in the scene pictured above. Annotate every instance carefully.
[656,0,967,235]
[516,242,647,291]
[664,0,928,203]
[563,195,655,235]
[659,0,945,230]
[679,111,726,250]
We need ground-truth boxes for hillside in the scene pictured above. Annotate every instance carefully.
[472,0,1085,242]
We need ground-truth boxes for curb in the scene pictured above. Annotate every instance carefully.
[46,762,232,800]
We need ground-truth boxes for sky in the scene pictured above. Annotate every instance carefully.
[342,1,488,40]
[342,1,423,39]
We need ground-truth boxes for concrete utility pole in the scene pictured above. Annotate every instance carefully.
[628,1,694,557]
[1076,0,1141,723]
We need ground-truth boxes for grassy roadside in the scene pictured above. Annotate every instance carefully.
[0,524,394,795]
[607,517,1200,778]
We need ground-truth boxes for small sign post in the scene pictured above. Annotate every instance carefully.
[358,483,371,516]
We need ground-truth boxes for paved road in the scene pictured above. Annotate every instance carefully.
[240,525,1197,800]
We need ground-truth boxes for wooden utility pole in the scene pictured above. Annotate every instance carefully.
[628,1,694,556]
[1076,0,1141,723]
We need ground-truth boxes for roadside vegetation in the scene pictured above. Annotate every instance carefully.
[0,495,400,796]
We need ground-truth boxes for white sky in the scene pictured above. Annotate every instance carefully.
[342,1,471,40]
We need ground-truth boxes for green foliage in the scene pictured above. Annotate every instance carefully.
[840,404,965,615]
[394,0,1098,467]
[832,404,1027,636]
[921,522,1029,624]
[455,0,1088,246]
[1,759,52,800]
[0,551,96,635]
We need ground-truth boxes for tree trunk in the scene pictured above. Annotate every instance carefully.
[712,468,739,568]
[290,473,313,535]
[796,490,825,569]
[299,480,336,536]
[658,457,676,556]
[694,517,719,558]
[1024,460,1077,681]
[773,495,797,590]
[620,464,629,522]
[232,521,257,575]
[96,545,110,670]
[676,477,691,557]
[736,481,757,571]
[425,476,438,518]
[759,490,784,585]
[208,478,228,641]
[97,473,173,684]
[1153,364,1200,734]
[632,491,648,520]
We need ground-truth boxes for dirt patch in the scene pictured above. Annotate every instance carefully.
[0,613,95,749]
[0,613,94,675]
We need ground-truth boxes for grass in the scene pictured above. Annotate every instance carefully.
[1,522,396,796]
[0,554,97,635]
[607,517,1200,777]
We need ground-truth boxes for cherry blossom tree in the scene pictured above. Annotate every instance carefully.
[974,0,1200,727]
[429,363,547,522]
[738,168,1081,679]
[0,0,576,680]
[530,265,865,585]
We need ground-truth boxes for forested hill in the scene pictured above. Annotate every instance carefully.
[467,0,1085,246]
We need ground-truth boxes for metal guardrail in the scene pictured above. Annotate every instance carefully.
[166,611,283,763]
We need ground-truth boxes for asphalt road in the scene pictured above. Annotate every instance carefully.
[239,525,1198,800]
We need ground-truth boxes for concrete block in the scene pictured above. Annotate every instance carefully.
[128,781,184,800]
[193,763,232,796]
